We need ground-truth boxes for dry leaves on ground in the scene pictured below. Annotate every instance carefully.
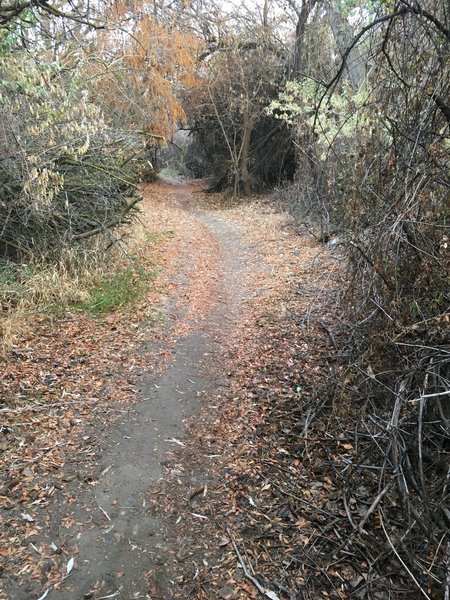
[0,181,214,596]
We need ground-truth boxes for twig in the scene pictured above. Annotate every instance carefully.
[380,511,432,600]
[445,542,450,600]
[227,529,282,600]
[98,504,112,522]
[358,483,392,534]
[319,320,338,350]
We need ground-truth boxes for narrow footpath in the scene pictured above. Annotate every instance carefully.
[1,180,339,600]
[48,184,255,600]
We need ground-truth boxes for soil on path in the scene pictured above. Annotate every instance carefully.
[1,181,257,600]
[51,184,254,600]
[2,179,340,600]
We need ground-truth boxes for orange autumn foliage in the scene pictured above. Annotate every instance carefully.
[94,0,203,139]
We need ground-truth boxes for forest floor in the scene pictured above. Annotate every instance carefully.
[1,180,347,600]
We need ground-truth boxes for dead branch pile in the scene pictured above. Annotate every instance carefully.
[326,12,450,586]
[219,286,449,599]
[264,2,449,596]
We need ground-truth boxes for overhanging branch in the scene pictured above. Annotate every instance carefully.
[0,0,105,29]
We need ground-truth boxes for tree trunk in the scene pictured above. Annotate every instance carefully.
[263,0,269,27]
[293,0,317,77]
[238,114,254,196]
[325,0,364,93]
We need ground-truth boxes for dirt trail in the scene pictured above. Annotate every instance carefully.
[7,182,254,600]
[2,178,342,600]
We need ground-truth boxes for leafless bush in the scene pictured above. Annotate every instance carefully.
[337,5,449,593]
[273,1,449,594]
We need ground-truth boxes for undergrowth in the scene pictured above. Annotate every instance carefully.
[74,263,156,315]
[0,229,163,350]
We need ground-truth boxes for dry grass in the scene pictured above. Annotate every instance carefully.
[0,205,162,352]
[1,251,92,350]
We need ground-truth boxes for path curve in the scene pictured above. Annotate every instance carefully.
[44,182,251,600]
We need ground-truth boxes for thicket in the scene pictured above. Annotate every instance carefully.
[267,0,450,595]
[184,30,297,194]
[0,0,201,260]
[0,53,143,262]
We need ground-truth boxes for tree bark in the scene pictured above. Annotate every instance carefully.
[325,0,364,93]
[263,0,269,27]
[293,0,318,76]
[238,113,255,196]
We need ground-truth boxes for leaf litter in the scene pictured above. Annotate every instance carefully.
[0,181,220,599]
[1,181,417,600]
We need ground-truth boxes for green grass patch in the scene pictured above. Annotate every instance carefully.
[0,233,167,350]
[75,263,156,315]
[0,262,19,286]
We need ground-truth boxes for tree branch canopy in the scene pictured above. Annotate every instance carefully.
[0,0,105,28]
[400,0,450,41]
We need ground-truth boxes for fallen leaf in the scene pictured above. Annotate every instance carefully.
[218,537,230,547]
[21,512,35,522]
[66,557,74,574]
[218,585,238,600]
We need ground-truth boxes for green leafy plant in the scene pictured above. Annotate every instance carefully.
[0,52,143,262]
